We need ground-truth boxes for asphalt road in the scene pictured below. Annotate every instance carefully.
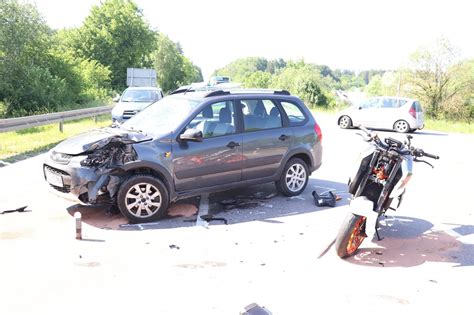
[0,113,473,314]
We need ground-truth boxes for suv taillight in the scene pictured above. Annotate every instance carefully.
[314,122,322,142]
[409,105,416,119]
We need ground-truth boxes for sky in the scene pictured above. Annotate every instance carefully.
[33,0,474,79]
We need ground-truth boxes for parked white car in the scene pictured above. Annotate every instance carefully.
[337,96,424,133]
[112,87,163,123]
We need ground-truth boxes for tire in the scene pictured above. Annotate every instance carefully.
[275,158,309,196]
[393,120,410,133]
[335,213,367,258]
[338,115,352,129]
[116,175,169,223]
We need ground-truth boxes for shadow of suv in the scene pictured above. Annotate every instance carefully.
[43,89,323,223]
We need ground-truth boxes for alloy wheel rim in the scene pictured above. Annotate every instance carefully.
[340,116,349,128]
[395,121,408,132]
[346,216,366,255]
[125,183,161,218]
[285,163,307,192]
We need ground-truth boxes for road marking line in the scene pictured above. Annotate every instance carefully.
[196,193,209,228]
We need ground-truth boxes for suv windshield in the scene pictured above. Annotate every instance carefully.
[121,89,160,102]
[121,97,200,135]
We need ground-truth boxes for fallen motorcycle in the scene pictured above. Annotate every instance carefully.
[335,126,439,258]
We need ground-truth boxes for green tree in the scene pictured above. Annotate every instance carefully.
[182,56,204,84]
[272,61,334,107]
[403,38,466,118]
[0,0,73,116]
[365,71,399,97]
[214,57,270,82]
[152,33,185,93]
[73,0,156,90]
[242,71,272,88]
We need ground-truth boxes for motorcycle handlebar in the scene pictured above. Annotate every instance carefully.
[414,149,439,159]
[421,151,439,159]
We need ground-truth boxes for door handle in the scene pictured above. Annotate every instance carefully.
[279,134,290,141]
[226,141,240,149]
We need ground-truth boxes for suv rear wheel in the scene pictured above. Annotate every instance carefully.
[276,158,309,196]
[117,175,169,223]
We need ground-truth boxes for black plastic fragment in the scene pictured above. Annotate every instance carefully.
[1,206,29,215]
[312,190,336,207]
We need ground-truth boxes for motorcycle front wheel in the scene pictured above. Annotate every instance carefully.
[335,213,367,258]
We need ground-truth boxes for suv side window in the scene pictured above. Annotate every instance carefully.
[186,101,235,138]
[280,101,306,126]
[240,99,282,131]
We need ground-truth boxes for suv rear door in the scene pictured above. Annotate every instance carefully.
[238,98,293,180]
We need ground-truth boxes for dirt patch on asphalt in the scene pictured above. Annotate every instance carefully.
[0,230,32,240]
[167,203,198,217]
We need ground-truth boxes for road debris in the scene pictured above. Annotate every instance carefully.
[289,196,305,201]
[200,214,228,225]
[169,244,180,250]
[312,190,336,207]
[241,303,272,315]
[219,192,277,211]
[0,206,29,215]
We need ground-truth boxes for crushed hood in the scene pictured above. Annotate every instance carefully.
[54,128,151,155]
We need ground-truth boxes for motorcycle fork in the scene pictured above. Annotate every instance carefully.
[374,158,402,241]
[354,150,381,198]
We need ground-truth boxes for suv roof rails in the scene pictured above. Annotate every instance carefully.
[204,90,231,97]
[203,89,291,98]
[170,87,292,97]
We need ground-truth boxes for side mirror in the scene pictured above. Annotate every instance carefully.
[113,96,120,102]
[179,128,203,142]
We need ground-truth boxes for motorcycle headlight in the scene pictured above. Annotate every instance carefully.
[50,150,72,164]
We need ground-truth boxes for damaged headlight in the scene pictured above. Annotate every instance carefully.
[50,151,73,164]
[80,143,137,168]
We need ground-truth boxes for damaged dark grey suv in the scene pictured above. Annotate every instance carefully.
[44,89,323,223]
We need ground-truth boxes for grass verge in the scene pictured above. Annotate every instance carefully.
[424,118,474,134]
[0,114,111,164]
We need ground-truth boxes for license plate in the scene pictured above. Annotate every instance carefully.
[45,168,64,187]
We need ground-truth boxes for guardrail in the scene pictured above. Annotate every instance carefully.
[0,105,113,133]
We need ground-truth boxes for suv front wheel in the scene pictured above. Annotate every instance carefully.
[117,175,169,223]
[276,158,309,196]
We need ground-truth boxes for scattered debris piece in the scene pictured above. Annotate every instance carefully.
[169,244,180,250]
[0,206,29,215]
[312,190,336,207]
[200,214,228,225]
[378,262,385,267]
[263,192,278,200]
[260,263,266,266]
[290,196,305,201]
[375,251,383,255]
[429,279,438,284]
[241,303,272,315]
[299,232,304,236]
